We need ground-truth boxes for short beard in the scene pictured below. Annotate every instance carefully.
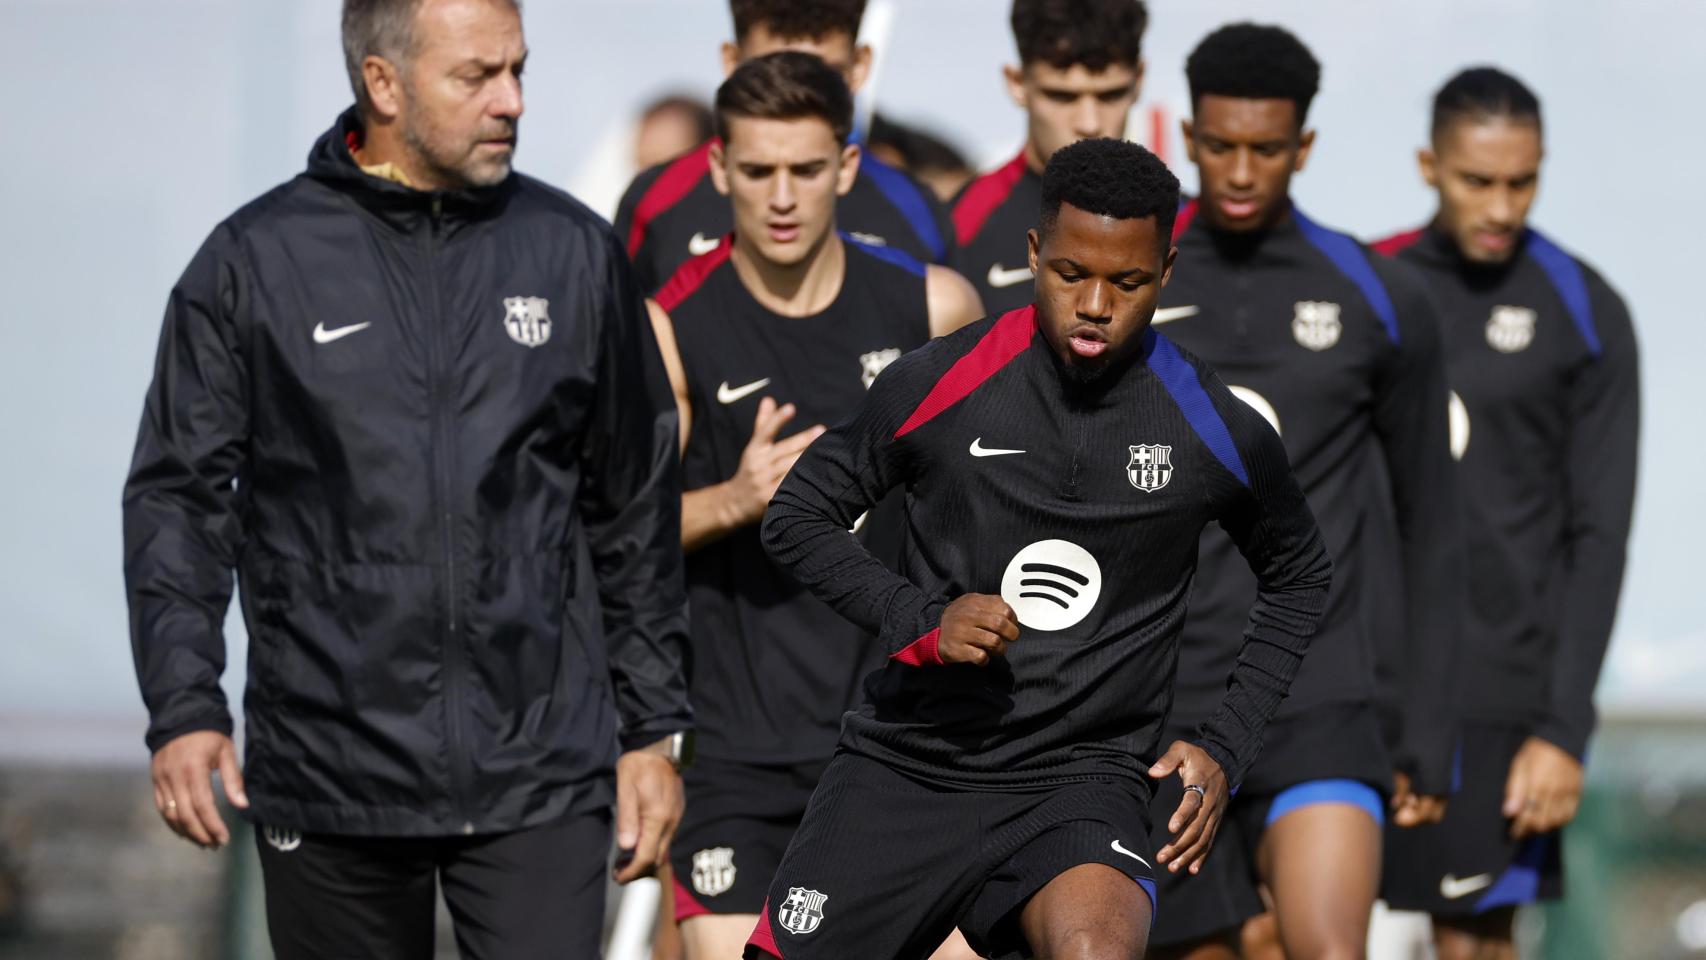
[1060,358,1109,385]
[398,83,514,189]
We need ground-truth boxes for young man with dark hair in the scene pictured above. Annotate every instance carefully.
[125,1,691,956]
[749,136,1332,960]
[1373,66,1638,960]
[615,0,954,294]
[646,51,982,960]
[1148,23,1464,960]
[952,0,1148,316]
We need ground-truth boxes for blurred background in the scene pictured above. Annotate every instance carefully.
[1,0,1702,956]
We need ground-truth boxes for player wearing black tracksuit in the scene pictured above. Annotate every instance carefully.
[123,106,690,958]
[750,140,1332,960]
[1374,222,1637,914]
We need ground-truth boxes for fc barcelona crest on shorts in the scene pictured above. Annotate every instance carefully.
[502,296,552,348]
[1127,444,1173,493]
[1291,300,1342,351]
[690,847,736,897]
[778,886,827,935]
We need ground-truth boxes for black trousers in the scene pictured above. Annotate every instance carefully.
[254,810,611,959]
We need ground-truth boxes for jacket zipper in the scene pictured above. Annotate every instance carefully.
[424,195,474,832]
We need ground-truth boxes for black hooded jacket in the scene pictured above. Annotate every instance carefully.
[123,109,691,836]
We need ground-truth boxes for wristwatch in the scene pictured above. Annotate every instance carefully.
[655,730,696,772]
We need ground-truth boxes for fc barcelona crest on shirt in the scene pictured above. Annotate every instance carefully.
[1485,304,1537,353]
[690,847,736,897]
[1127,444,1173,493]
[859,348,902,388]
[502,296,552,348]
[778,886,827,935]
[1291,300,1342,351]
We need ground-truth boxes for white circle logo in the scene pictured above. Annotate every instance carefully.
[1448,391,1470,461]
[1000,539,1103,632]
[1228,385,1281,436]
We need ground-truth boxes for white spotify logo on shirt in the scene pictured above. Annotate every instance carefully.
[1000,539,1103,631]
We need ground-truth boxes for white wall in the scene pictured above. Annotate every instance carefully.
[1,0,1700,759]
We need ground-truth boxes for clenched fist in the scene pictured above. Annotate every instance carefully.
[937,594,1021,666]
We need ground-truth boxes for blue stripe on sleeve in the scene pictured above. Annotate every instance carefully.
[1144,329,1249,487]
[859,155,947,261]
[1524,229,1601,357]
[841,231,926,278]
[1292,205,1400,343]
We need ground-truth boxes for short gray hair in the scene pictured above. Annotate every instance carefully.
[342,0,422,112]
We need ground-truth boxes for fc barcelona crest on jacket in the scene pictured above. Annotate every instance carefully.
[1485,304,1537,353]
[690,847,736,897]
[1128,444,1173,492]
[778,886,827,935]
[502,296,552,348]
[1291,300,1342,351]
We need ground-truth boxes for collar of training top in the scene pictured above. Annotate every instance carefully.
[304,107,513,228]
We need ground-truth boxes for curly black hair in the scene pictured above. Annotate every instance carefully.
[1010,0,1148,72]
[1431,66,1542,140]
[715,51,854,146]
[1040,138,1179,239]
[1185,23,1321,125]
[731,0,865,43]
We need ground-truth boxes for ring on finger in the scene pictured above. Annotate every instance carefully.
[166,799,178,811]
[1185,784,1206,799]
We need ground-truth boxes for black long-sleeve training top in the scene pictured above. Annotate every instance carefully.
[761,305,1333,791]
[123,108,691,836]
[1375,225,1638,759]
[1157,202,1465,793]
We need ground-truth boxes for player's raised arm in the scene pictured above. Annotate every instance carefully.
[1193,377,1334,789]
[1371,264,1466,798]
[761,346,955,659]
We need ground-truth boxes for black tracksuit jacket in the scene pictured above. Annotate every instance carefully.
[123,109,691,836]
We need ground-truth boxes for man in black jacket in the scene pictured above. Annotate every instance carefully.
[121,1,691,956]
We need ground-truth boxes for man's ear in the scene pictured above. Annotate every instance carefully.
[1132,58,1146,102]
[1003,64,1028,110]
[847,43,873,94]
[1160,244,1177,288]
[364,55,404,121]
[1417,147,1439,188]
[720,41,741,78]
[1027,227,1041,275]
[837,143,861,197]
[1180,118,1197,163]
[1294,128,1317,173]
[708,140,730,196]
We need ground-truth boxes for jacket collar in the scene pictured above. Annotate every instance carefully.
[303,107,513,231]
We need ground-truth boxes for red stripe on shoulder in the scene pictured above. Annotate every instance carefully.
[627,138,716,258]
[1371,226,1426,257]
[747,901,783,958]
[894,306,1037,439]
[1172,199,1199,242]
[654,235,733,312]
[952,152,1028,246]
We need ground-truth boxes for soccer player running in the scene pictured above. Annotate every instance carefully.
[616,0,954,294]
[1373,68,1639,960]
[751,137,1333,960]
[952,0,1148,317]
[646,51,983,960]
[1148,24,1464,960]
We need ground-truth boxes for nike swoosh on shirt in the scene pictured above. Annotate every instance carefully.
[986,263,1033,288]
[688,232,721,256]
[1151,305,1201,325]
[313,321,372,344]
[1439,873,1494,899]
[1111,840,1151,869]
[717,378,771,404]
[969,438,1024,457]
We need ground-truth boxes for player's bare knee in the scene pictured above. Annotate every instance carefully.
[1043,926,1144,960]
